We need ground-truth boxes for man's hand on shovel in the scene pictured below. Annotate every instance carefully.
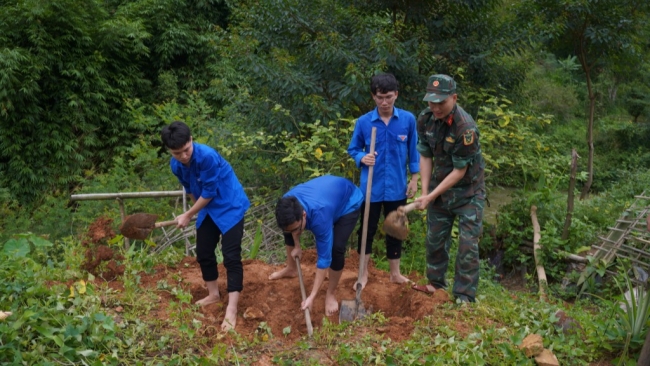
[301,294,315,312]
[413,195,433,210]
[360,152,377,166]
[291,247,302,261]
[175,212,191,228]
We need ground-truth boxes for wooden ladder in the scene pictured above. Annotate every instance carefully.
[592,190,650,275]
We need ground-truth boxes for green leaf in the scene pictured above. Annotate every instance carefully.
[34,325,65,347]
[249,223,263,259]
[29,236,53,248]
[2,238,30,257]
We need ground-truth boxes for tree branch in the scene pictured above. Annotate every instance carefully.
[531,205,548,302]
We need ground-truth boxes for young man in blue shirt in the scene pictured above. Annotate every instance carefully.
[347,73,420,289]
[270,175,363,316]
[161,121,250,331]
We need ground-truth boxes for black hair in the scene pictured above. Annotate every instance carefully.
[275,196,303,228]
[370,73,399,95]
[161,121,191,149]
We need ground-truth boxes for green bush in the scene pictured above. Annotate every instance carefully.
[517,54,582,123]
[0,235,124,364]
[489,169,650,285]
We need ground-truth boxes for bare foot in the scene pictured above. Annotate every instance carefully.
[390,273,412,284]
[221,304,237,332]
[195,293,220,306]
[268,266,297,280]
[325,294,339,316]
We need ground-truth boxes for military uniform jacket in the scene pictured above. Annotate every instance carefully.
[416,105,485,208]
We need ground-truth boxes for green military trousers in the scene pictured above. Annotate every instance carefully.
[425,194,484,301]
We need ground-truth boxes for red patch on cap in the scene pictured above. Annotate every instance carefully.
[433,80,439,87]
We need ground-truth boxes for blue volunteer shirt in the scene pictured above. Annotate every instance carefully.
[284,175,363,269]
[170,142,250,233]
[347,106,420,202]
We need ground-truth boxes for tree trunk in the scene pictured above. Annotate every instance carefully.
[562,149,579,240]
[609,84,618,102]
[580,70,596,200]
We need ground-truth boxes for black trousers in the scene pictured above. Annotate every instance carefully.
[356,199,407,260]
[196,215,244,293]
[283,209,360,271]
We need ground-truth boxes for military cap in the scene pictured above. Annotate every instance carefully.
[423,74,457,103]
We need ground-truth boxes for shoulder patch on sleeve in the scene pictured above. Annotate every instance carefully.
[463,130,475,146]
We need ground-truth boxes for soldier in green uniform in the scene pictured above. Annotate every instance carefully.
[412,74,485,303]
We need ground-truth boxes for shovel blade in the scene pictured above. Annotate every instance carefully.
[339,299,367,323]
[120,213,158,240]
[382,211,409,241]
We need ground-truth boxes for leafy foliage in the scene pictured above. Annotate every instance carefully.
[621,80,650,122]
[516,0,650,196]
[109,0,230,99]
[1,0,650,363]
[0,234,125,364]
[490,169,650,285]
[517,54,582,122]
[0,0,150,202]
[467,89,559,187]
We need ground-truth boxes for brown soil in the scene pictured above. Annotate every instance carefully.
[79,216,482,353]
[77,217,618,363]
[81,217,124,280]
[134,249,452,344]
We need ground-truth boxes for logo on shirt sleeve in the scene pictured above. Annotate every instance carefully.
[463,130,475,146]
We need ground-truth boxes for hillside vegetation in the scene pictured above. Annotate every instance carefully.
[1,0,650,364]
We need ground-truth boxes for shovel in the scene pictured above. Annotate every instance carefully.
[295,256,313,337]
[340,127,376,323]
[382,202,420,241]
[119,213,180,240]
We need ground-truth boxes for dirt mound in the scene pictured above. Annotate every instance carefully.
[137,248,451,344]
[81,218,454,346]
[81,217,124,280]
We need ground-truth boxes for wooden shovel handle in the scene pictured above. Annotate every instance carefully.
[154,216,198,228]
[358,128,376,284]
[154,220,179,228]
[295,256,313,336]
[399,202,420,214]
